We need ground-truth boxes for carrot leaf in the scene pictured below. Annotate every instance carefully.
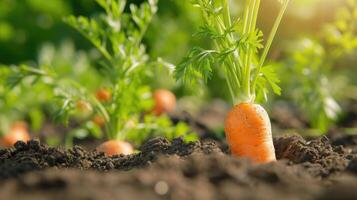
[176,0,290,104]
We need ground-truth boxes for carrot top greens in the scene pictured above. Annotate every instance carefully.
[175,0,289,104]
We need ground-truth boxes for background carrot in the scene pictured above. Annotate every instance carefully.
[152,89,176,116]
[0,121,31,147]
[96,140,134,156]
[95,88,111,102]
[224,103,276,163]
[92,115,105,127]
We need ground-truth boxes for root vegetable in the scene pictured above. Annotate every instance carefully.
[152,89,176,116]
[225,103,276,163]
[96,140,134,156]
[175,0,289,163]
[0,122,31,147]
[92,115,105,127]
[95,89,111,102]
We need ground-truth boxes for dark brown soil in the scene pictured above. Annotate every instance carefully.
[328,129,357,152]
[0,138,221,179]
[0,134,356,200]
[274,135,351,177]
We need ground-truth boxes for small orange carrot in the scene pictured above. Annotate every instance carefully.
[224,103,276,163]
[152,89,176,116]
[92,115,106,127]
[95,88,112,102]
[0,121,31,147]
[96,140,134,156]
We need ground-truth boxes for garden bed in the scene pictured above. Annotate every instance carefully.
[0,134,356,200]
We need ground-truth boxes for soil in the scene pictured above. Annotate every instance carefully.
[0,134,356,200]
[328,129,357,152]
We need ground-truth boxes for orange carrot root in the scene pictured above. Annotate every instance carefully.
[1,122,31,147]
[95,89,112,102]
[92,115,106,127]
[224,103,276,163]
[152,89,176,116]
[96,140,134,156]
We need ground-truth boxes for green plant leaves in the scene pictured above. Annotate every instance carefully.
[177,0,288,104]
[175,47,216,85]
[260,66,281,95]
[279,38,342,132]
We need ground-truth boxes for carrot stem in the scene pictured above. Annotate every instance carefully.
[252,0,290,95]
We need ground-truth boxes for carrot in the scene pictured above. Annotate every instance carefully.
[175,0,289,163]
[224,103,276,163]
[152,89,176,116]
[0,121,31,147]
[92,115,105,127]
[96,140,134,156]
[95,88,111,102]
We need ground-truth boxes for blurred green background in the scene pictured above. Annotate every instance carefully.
[0,0,352,64]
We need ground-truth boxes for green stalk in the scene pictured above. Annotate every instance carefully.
[89,96,114,139]
[242,0,251,34]
[258,0,289,68]
[241,0,261,103]
[194,0,288,104]
[201,1,240,102]
[252,0,290,94]
[222,0,232,29]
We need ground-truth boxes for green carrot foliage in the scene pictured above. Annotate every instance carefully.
[175,0,289,104]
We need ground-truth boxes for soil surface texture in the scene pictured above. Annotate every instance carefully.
[0,135,356,200]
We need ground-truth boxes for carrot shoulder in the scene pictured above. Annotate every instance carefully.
[96,140,134,156]
[224,103,276,163]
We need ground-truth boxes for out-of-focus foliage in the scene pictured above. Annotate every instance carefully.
[323,0,357,57]
[0,0,99,64]
[0,40,97,136]
[280,39,341,132]
[175,0,289,105]
[2,0,197,146]
[277,0,357,132]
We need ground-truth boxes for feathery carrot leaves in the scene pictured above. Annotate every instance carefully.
[175,47,217,85]
[175,0,289,104]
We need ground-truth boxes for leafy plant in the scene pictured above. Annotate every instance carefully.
[1,40,101,142]
[175,0,289,104]
[280,39,341,132]
[175,0,290,163]
[278,1,357,132]
[3,0,196,146]
[324,0,357,58]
